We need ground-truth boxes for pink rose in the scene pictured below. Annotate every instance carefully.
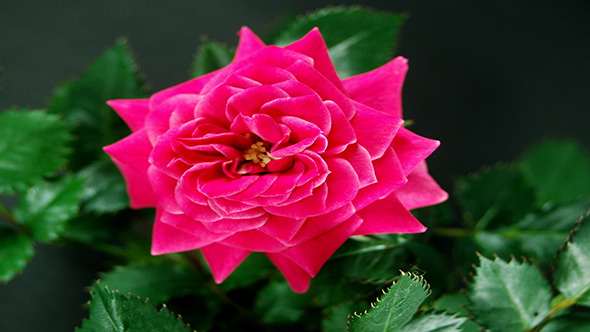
[104,27,447,292]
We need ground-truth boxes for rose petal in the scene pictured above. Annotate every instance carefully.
[394,161,449,210]
[233,26,267,63]
[355,194,427,236]
[351,101,403,160]
[103,129,157,208]
[392,127,441,175]
[107,99,150,132]
[285,27,345,93]
[279,214,363,276]
[201,243,251,284]
[265,253,312,293]
[343,56,408,118]
[151,212,206,255]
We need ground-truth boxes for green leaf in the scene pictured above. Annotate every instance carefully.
[467,256,551,331]
[78,160,128,213]
[253,281,311,324]
[348,272,430,332]
[191,39,234,77]
[0,109,71,193]
[519,140,590,204]
[455,164,536,230]
[330,235,408,281]
[323,303,364,332]
[399,311,465,332]
[0,227,34,282]
[433,293,482,332]
[77,282,191,332]
[14,176,85,242]
[272,7,406,78]
[100,262,200,305]
[554,211,590,306]
[539,313,590,332]
[48,39,148,170]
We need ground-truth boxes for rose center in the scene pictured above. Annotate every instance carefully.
[243,141,273,167]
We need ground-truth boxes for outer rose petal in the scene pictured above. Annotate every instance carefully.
[353,194,426,235]
[151,210,208,255]
[103,129,157,208]
[343,56,408,118]
[107,99,150,131]
[395,161,449,210]
[233,26,267,63]
[266,253,313,293]
[201,243,251,284]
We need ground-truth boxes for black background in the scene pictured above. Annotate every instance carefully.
[1,1,589,331]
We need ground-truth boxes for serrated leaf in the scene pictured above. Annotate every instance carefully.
[272,7,406,78]
[0,227,34,282]
[455,164,536,230]
[0,109,71,194]
[554,212,590,306]
[433,294,482,332]
[539,313,590,332]
[48,39,148,170]
[100,262,200,305]
[519,140,590,204]
[78,160,128,213]
[77,283,191,332]
[399,311,465,332]
[467,256,551,331]
[348,272,430,332]
[330,235,408,281]
[253,281,311,324]
[191,39,234,77]
[13,176,84,242]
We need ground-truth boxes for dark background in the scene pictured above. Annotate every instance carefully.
[1,1,589,331]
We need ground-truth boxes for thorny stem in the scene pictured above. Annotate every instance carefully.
[0,201,29,234]
[187,251,270,332]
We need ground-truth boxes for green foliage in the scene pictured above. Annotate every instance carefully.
[467,256,552,331]
[347,272,430,331]
[48,39,148,170]
[77,282,192,332]
[77,160,128,213]
[254,281,311,324]
[0,109,71,194]
[398,311,465,332]
[14,176,85,242]
[272,6,406,78]
[455,164,536,230]
[554,212,590,306]
[191,39,234,77]
[99,262,200,305]
[519,140,590,204]
[0,227,34,282]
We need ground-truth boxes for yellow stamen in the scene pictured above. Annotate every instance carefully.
[244,141,272,167]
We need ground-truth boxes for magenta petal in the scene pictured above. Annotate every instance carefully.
[258,215,306,245]
[265,253,312,293]
[285,27,345,92]
[148,166,181,213]
[103,129,157,208]
[289,203,356,245]
[107,99,150,132]
[201,243,251,283]
[354,194,426,235]
[222,229,286,252]
[233,26,267,63]
[393,127,441,175]
[151,209,210,255]
[280,214,363,276]
[351,101,403,160]
[150,70,217,109]
[353,147,407,210]
[394,161,448,210]
[342,144,377,188]
[343,56,408,118]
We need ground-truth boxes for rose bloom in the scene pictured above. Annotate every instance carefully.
[104,27,447,292]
